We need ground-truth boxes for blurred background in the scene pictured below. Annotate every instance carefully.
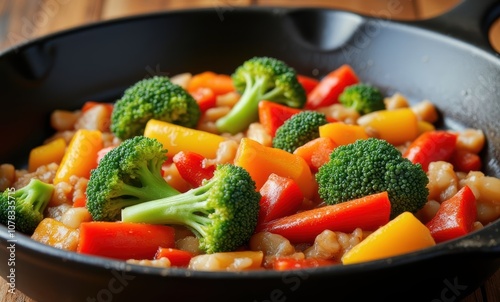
[1,0,499,52]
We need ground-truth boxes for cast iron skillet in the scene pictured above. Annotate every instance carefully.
[1,1,500,301]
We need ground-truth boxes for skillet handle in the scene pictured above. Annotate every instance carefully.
[414,0,500,54]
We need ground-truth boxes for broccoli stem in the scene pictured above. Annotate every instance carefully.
[261,86,283,100]
[125,163,180,200]
[121,182,214,237]
[215,74,268,134]
[104,163,180,214]
[17,179,53,213]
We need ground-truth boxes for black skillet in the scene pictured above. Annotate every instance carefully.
[1,1,500,301]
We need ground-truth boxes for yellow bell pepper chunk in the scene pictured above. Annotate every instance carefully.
[234,138,316,199]
[417,120,435,134]
[54,129,103,184]
[144,119,226,159]
[342,212,435,265]
[28,138,67,172]
[319,122,368,146]
[357,108,419,146]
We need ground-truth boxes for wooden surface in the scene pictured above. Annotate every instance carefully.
[0,1,499,301]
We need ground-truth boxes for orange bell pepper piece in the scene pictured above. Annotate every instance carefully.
[187,71,235,96]
[53,129,103,184]
[293,137,338,172]
[319,122,368,146]
[234,138,316,199]
[28,138,67,172]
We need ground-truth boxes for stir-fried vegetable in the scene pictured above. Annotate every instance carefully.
[172,151,216,188]
[1,59,498,272]
[144,119,226,158]
[305,64,359,109]
[28,138,66,172]
[53,129,103,184]
[258,100,302,137]
[110,76,201,140]
[318,122,368,146]
[357,108,419,146]
[216,56,306,134]
[426,185,477,243]
[403,130,458,172]
[85,136,180,222]
[234,137,316,199]
[77,221,176,260]
[257,173,304,228]
[342,212,436,265]
[258,192,391,243]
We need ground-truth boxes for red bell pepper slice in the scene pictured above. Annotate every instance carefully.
[259,191,391,243]
[297,74,319,95]
[77,222,175,260]
[425,185,477,243]
[256,173,304,229]
[305,64,359,110]
[190,87,217,112]
[258,100,302,136]
[272,257,339,270]
[154,247,194,267]
[403,130,458,172]
[172,151,215,187]
[449,149,482,172]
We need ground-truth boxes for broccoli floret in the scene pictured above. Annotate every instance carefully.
[215,57,306,135]
[121,163,261,254]
[0,178,54,234]
[86,136,180,222]
[316,138,429,219]
[110,76,201,140]
[338,83,385,115]
[272,111,328,153]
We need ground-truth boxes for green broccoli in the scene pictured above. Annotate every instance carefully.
[215,56,306,135]
[121,163,261,254]
[338,83,385,115]
[272,111,328,153]
[86,135,180,222]
[316,138,428,219]
[0,178,54,234]
[110,76,201,140]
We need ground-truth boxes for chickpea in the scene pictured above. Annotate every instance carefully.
[426,161,459,203]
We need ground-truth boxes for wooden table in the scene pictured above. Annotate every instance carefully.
[0,1,499,301]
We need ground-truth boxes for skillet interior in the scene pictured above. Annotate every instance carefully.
[1,6,499,302]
